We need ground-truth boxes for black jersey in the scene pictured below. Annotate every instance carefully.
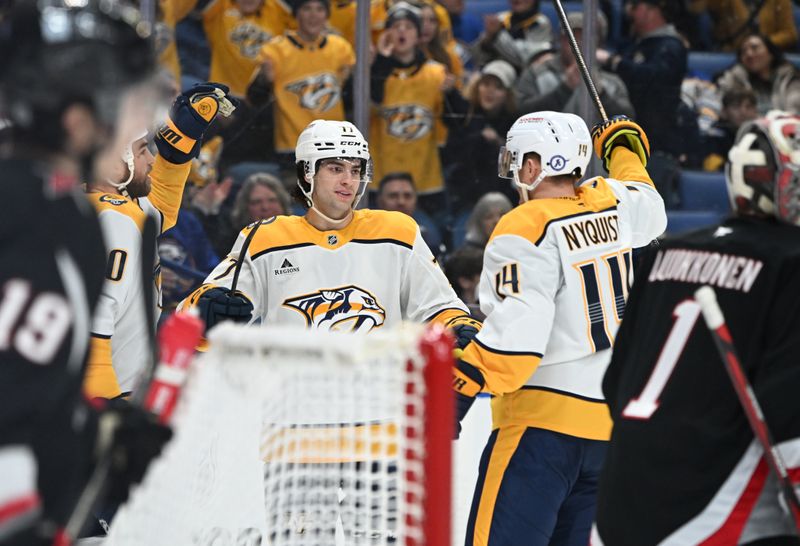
[0,160,107,529]
[595,216,800,546]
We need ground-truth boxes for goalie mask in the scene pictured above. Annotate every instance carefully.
[295,120,372,223]
[498,111,591,198]
[727,111,800,226]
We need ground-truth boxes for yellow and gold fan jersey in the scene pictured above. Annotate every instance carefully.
[370,59,447,194]
[459,148,667,441]
[259,31,355,152]
[84,157,191,399]
[201,0,289,96]
[180,209,469,331]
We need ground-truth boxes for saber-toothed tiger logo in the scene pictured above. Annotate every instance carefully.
[283,285,386,332]
[286,73,341,112]
[381,105,433,140]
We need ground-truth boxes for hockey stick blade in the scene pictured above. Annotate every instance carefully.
[695,286,800,535]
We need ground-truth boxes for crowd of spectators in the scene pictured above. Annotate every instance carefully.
[149,0,800,312]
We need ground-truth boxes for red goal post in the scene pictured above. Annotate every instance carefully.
[107,322,453,546]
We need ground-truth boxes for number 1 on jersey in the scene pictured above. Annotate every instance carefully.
[622,300,701,419]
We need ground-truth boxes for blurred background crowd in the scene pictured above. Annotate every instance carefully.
[119,0,800,315]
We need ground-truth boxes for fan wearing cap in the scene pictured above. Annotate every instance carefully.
[514,11,633,121]
[247,0,355,166]
[443,59,519,212]
[370,1,465,214]
[595,112,800,544]
[474,0,552,71]
[453,111,666,545]
[181,119,480,356]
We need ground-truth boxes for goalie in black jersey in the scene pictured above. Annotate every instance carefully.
[0,2,171,544]
[594,111,800,545]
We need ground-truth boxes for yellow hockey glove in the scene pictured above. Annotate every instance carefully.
[591,115,650,172]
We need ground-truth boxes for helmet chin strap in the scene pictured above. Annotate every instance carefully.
[309,204,353,226]
[107,130,147,198]
[514,169,546,202]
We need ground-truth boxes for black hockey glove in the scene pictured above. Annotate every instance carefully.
[155,82,238,164]
[591,115,650,172]
[445,315,482,350]
[94,398,173,506]
[453,359,486,439]
[195,286,254,331]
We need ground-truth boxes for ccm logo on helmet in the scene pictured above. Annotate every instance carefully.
[340,140,363,146]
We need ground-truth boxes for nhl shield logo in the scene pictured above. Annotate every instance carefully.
[283,285,386,332]
[327,235,338,245]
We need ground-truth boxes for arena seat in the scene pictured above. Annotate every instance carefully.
[666,210,724,235]
[679,171,729,212]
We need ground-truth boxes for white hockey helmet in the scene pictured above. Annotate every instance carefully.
[295,120,372,209]
[726,110,800,226]
[498,111,592,194]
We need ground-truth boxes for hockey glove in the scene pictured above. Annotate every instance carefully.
[93,398,173,506]
[445,315,483,350]
[155,82,238,164]
[591,115,650,172]
[453,359,485,439]
[194,286,254,331]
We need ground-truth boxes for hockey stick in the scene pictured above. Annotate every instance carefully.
[229,220,262,296]
[695,286,800,535]
[64,216,159,541]
[551,0,608,122]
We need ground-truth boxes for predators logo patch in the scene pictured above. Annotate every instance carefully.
[285,73,342,112]
[229,22,272,58]
[381,104,433,140]
[283,285,386,332]
[100,195,127,206]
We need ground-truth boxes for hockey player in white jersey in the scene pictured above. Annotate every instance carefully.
[453,113,667,546]
[180,119,480,344]
[84,83,237,399]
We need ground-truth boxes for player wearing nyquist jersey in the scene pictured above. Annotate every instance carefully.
[453,112,667,546]
[83,83,237,400]
[594,113,800,546]
[180,119,479,347]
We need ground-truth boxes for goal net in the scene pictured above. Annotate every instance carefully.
[106,322,453,546]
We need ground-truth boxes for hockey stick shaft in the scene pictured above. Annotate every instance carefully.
[64,216,159,541]
[229,220,262,296]
[551,0,608,122]
[695,286,800,534]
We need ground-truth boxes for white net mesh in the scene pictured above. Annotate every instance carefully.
[106,323,431,546]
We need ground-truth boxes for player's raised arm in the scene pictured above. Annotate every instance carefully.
[590,115,668,246]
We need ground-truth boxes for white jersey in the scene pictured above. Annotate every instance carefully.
[184,209,469,332]
[85,157,190,398]
[459,147,667,440]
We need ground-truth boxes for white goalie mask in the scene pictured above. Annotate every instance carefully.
[726,110,800,226]
[498,111,592,197]
[295,120,372,222]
